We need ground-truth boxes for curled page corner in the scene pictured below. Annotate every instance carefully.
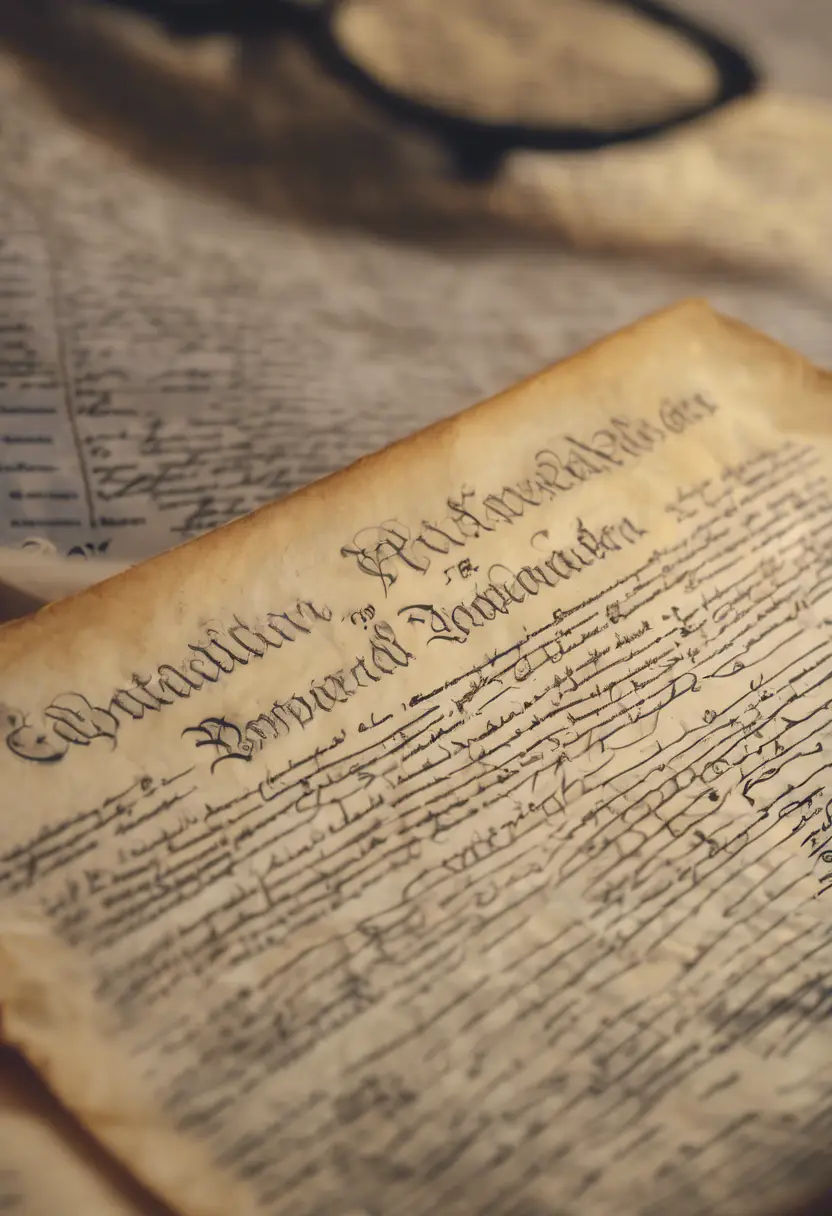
[0,541,131,621]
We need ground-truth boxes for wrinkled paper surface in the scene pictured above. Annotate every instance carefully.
[1,302,831,1215]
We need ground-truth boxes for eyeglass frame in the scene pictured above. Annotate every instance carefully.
[92,0,761,180]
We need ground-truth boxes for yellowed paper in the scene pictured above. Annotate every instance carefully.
[0,1048,173,1216]
[1,302,831,1215]
[514,92,832,289]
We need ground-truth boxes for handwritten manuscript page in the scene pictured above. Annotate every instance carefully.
[1,301,831,1215]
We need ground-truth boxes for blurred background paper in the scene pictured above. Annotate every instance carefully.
[0,0,829,619]
[514,91,832,285]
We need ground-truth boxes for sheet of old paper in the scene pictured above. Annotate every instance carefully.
[0,0,831,1205]
[1,302,831,1216]
[0,0,831,582]
[514,91,832,287]
[0,1047,174,1216]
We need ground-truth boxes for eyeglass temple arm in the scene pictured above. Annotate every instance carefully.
[89,0,319,37]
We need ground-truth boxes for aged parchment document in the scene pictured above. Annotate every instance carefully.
[1,302,831,1215]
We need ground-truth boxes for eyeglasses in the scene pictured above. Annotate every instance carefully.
[91,0,760,181]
